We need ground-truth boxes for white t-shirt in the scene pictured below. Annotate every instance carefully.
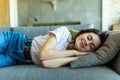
[30,27,72,64]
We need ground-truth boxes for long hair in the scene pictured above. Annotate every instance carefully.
[70,29,104,51]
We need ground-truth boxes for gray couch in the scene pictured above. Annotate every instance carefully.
[0,25,120,80]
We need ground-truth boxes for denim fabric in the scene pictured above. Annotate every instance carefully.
[0,31,28,68]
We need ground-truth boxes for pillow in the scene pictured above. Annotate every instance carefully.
[107,50,120,74]
[70,32,120,69]
[68,24,95,38]
[68,28,78,38]
[112,52,120,74]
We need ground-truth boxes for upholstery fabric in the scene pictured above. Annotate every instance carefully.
[0,65,119,80]
[108,51,120,74]
[113,52,120,74]
[0,27,10,32]
[71,32,120,69]
[0,26,120,80]
[12,24,93,39]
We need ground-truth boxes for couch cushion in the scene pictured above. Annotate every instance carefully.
[11,26,51,39]
[11,24,94,39]
[70,32,120,69]
[0,65,119,80]
[108,51,120,74]
[112,52,120,74]
[0,27,10,32]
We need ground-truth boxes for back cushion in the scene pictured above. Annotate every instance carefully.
[11,24,94,39]
[0,27,10,32]
[107,51,120,74]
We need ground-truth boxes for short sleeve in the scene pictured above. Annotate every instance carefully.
[49,27,71,43]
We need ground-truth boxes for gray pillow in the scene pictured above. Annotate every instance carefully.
[70,32,120,69]
[113,52,120,74]
[108,51,120,74]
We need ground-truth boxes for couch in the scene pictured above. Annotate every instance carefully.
[0,25,120,80]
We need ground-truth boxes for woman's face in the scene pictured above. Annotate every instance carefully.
[74,32,101,52]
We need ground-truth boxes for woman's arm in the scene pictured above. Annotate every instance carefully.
[40,33,87,60]
[42,56,80,68]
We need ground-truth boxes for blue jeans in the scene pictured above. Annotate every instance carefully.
[0,31,28,68]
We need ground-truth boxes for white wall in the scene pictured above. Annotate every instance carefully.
[9,0,18,27]
[102,0,109,31]
[102,0,120,31]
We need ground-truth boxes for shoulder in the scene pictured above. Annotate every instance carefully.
[50,26,70,35]
[58,26,68,30]
[56,26,69,33]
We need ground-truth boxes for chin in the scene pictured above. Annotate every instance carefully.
[79,49,88,52]
[76,46,82,51]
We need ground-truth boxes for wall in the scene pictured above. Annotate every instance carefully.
[18,0,28,26]
[0,0,10,26]
[107,0,120,29]
[18,0,102,30]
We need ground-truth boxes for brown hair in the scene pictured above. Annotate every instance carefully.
[70,29,104,51]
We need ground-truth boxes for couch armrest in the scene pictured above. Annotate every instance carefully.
[107,52,120,75]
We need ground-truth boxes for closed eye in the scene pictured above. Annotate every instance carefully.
[87,35,92,41]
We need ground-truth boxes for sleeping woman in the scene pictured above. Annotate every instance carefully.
[0,27,102,68]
